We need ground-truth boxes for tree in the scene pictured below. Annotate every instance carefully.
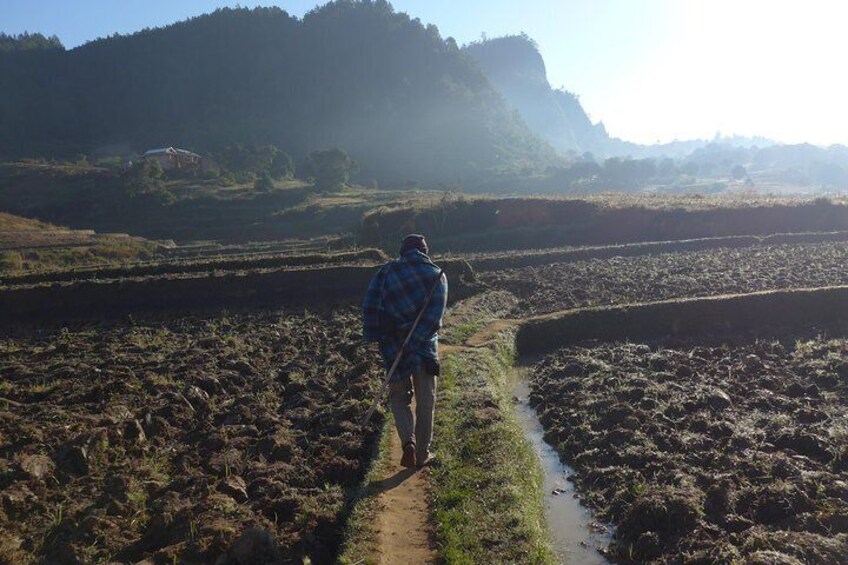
[549,160,602,189]
[731,164,747,180]
[680,161,700,177]
[269,151,295,179]
[656,158,678,179]
[121,160,165,198]
[218,143,294,181]
[0,32,64,52]
[116,159,175,205]
[219,144,275,176]
[0,4,557,183]
[598,157,656,190]
[254,170,275,192]
[303,148,359,192]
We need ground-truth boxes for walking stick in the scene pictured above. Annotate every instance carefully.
[361,269,445,427]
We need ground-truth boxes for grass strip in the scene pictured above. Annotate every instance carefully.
[337,416,393,565]
[441,317,488,345]
[430,335,555,564]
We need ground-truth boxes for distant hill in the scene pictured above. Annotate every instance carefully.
[0,2,560,185]
[463,35,608,155]
[463,35,777,161]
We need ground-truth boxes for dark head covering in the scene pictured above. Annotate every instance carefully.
[400,233,428,255]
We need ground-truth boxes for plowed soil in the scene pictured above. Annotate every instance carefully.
[530,338,848,563]
[482,242,848,316]
[0,310,383,564]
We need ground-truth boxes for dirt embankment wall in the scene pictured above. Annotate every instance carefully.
[467,231,848,272]
[1,259,474,326]
[516,286,848,357]
[0,248,389,287]
[363,198,848,253]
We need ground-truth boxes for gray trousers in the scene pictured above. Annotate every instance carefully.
[389,363,437,463]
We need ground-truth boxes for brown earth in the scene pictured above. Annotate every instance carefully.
[11,233,848,565]
[0,309,384,564]
[372,423,436,564]
[530,338,848,563]
[482,241,848,317]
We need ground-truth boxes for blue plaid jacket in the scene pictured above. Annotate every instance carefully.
[362,249,448,382]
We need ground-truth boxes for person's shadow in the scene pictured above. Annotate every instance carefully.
[368,467,417,494]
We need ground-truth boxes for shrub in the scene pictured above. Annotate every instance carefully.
[0,251,23,272]
[303,148,359,192]
[254,171,275,192]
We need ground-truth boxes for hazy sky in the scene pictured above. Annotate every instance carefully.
[3,1,848,146]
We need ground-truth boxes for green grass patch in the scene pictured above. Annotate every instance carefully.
[441,318,487,345]
[431,336,555,564]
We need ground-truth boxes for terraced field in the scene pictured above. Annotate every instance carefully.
[0,309,382,564]
[0,248,387,288]
[530,338,848,563]
[482,241,848,316]
[492,238,848,563]
[0,211,160,273]
[5,228,848,565]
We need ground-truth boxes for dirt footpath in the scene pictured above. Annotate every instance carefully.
[372,428,437,564]
[366,293,527,564]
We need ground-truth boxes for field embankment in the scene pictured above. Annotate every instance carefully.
[0,259,475,325]
[0,248,388,287]
[0,210,159,273]
[465,230,848,273]
[363,195,848,253]
[516,285,848,358]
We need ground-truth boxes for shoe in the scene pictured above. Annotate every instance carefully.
[416,451,436,469]
[400,441,416,468]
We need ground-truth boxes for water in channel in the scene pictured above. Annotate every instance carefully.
[512,375,613,564]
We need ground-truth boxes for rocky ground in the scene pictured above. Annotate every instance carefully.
[0,309,382,564]
[482,242,848,316]
[530,337,848,564]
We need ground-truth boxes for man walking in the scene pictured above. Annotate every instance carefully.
[362,234,448,468]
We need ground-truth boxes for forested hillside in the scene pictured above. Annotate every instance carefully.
[0,1,559,185]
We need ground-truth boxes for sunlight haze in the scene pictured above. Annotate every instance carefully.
[599,1,848,146]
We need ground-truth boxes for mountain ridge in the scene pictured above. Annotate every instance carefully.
[463,34,607,155]
[0,2,560,185]
[462,34,781,160]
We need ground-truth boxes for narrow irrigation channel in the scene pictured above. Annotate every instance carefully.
[435,296,615,563]
[512,372,613,564]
